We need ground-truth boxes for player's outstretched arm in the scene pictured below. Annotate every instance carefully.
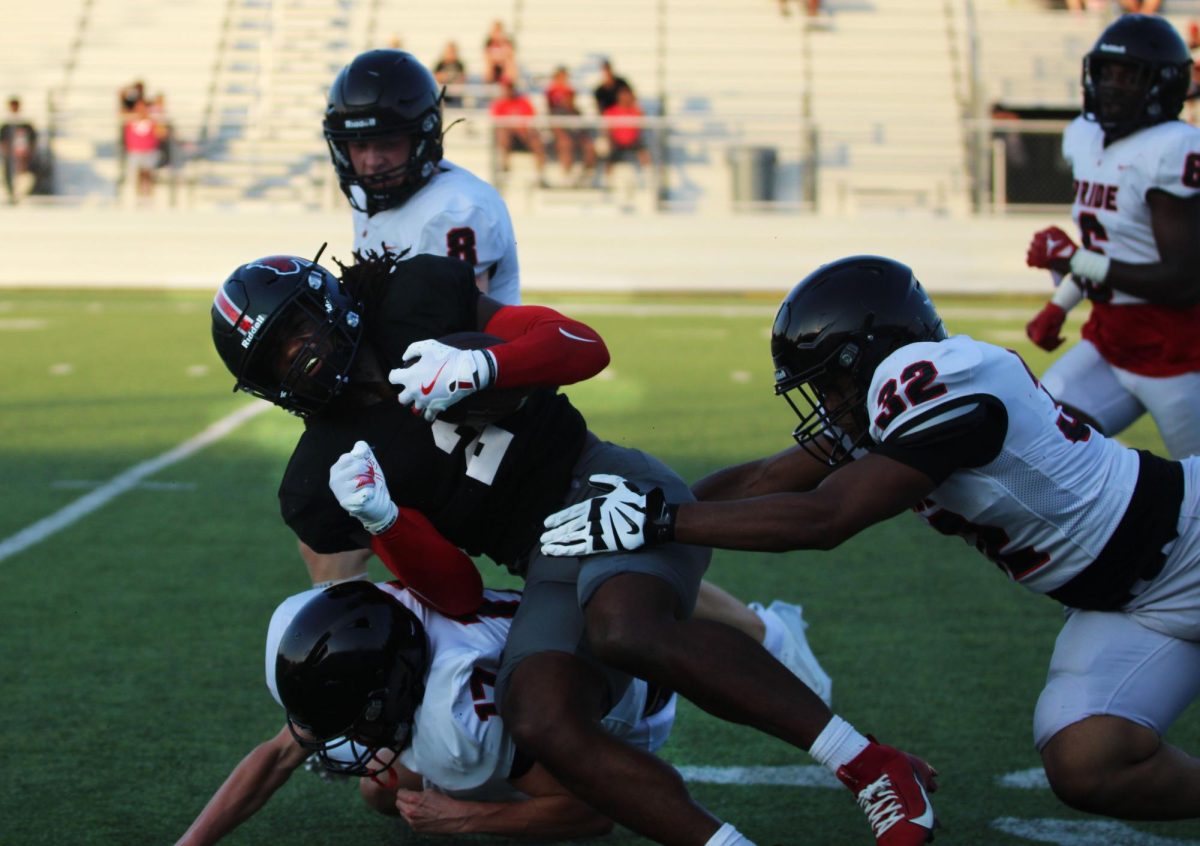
[691,443,836,502]
[395,763,613,838]
[174,726,308,846]
[543,453,936,557]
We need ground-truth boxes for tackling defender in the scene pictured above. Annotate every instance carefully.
[544,254,1200,824]
[174,580,667,844]
[174,577,830,844]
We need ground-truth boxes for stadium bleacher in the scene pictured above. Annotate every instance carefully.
[4,2,1197,223]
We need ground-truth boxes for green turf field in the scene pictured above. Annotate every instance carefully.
[1,288,1196,846]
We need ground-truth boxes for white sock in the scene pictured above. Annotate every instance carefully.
[809,715,870,773]
[704,822,757,846]
[752,605,786,658]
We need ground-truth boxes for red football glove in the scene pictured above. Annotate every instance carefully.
[1026,226,1078,273]
[1026,303,1067,352]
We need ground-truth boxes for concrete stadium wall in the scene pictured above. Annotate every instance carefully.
[0,206,1068,296]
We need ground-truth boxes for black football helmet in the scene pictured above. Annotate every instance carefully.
[324,49,445,215]
[772,256,946,465]
[275,582,429,778]
[211,253,362,417]
[1082,14,1192,143]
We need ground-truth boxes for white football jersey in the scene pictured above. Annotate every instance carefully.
[265,582,666,799]
[868,335,1141,595]
[351,160,521,305]
[1062,117,1200,305]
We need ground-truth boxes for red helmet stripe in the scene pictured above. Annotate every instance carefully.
[214,287,254,335]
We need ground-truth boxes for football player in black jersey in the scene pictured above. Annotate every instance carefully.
[211,250,936,846]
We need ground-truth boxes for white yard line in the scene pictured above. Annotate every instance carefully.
[676,768,1198,845]
[0,401,269,563]
[993,817,1199,846]
[678,764,840,788]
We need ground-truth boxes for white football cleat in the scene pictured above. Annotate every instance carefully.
[754,600,833,706]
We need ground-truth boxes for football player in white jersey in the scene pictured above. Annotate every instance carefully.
[305,48,523,588]
[543,255,1200,832]
[1024,14,1200,458]
[173,579,829,845]
[324,49,521,306]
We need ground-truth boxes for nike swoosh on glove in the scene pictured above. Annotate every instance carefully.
[329,440,398,534]
[540,473,676,557]
[1025,302,1067,352]
[1026,225,1078,273]
[389,339,496,422]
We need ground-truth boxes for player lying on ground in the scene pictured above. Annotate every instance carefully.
[543,254,1200,823]
[173,577,829,844]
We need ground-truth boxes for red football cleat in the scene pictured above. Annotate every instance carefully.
[836,740,938,845]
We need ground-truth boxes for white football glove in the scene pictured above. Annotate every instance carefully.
[388,339,497,423]
[329,440,398,535]
[540,474,676,557]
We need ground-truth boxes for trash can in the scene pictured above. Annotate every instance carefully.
[729,146,777,204]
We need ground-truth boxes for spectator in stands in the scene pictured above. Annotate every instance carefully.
[149,92,176,174]
[545,65,596,183]
[482,20,518,86]
[123,98,166,202]
[117,79,145,173]
[0,97,38,204]
[118,79,145,118]
[602,84,651,184]
[1118,0,1162,12]
[776,0,822,15]
[490,77,547,183]
[433,41,467,108]
[593,58,630,116]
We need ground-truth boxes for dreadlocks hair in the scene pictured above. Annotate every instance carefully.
[334,247,413,313]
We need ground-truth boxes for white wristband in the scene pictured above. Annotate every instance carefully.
[477,349,498,389]
[1069,249,1110,283]
[363,500,399,535]
[1051,277,1085,310]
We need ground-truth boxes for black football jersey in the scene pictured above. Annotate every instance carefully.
[278,254,588,569]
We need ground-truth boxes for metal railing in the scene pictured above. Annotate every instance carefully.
[965,116,1073,214]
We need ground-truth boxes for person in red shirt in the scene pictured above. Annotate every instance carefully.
[489,77,546,181]
[123,99,165,201]
[544,66,596,182]
[601,85,651,183]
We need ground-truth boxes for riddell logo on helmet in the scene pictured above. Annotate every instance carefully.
[1099,43,1127,54]
[240,314,267,348]
[345,117,377,128]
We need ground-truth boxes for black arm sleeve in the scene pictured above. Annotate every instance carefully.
[870,395,1008,486]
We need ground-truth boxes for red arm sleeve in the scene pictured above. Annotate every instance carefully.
[482,305,611,388]
[369,507,483,616]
